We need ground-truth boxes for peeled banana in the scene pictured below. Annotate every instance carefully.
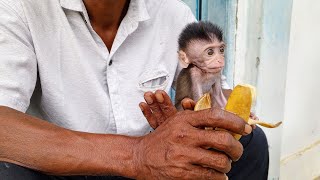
[194,84,282,140]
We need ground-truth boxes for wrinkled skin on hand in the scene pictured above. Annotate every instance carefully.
[137,90,252,180]
[139,90,178,128]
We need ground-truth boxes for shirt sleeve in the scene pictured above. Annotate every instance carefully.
[0,1,37,112]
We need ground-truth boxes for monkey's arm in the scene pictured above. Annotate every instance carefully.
[223,89,232,100]
[175,69,194,110]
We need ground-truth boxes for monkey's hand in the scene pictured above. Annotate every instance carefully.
[139,90,196,129]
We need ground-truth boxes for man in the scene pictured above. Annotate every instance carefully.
[0,0,268,179]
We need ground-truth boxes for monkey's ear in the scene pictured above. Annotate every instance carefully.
[178,50,190,68]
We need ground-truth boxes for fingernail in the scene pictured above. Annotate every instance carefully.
[155,93,164,103]
[139,104,144,111]
[244,124,252,135]
[145,95,153,104]
[184,102,192,110]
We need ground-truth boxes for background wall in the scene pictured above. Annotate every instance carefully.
[235,0,293,179]
[235,0,320,179]
[280,0,320,179]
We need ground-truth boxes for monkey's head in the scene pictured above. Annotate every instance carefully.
[178,21,225,74]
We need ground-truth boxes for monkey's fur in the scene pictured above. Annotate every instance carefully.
[175,22,227,110]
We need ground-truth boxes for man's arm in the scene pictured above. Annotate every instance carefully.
[0,106,138,177]
[1,103,252,179]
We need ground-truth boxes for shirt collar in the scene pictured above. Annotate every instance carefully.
[127,0,150,22]
[60,0,150,22]
[60,0,83,12]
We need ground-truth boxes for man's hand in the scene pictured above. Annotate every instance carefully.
[139,90,177,129]
[136,90,252,179]
[139,90,194,129]
[134,105,252,179]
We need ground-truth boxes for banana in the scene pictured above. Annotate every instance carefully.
[194,84,282,140]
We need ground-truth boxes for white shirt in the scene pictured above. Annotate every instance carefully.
[0,0,229,136]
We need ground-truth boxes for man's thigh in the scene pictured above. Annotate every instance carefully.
[0,163,92,180]
[0,162,131,180]
[0,162,58,180]
[227,126,269,180]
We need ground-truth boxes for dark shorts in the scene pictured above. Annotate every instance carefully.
[0,127,268,180]
[227,126,269,180]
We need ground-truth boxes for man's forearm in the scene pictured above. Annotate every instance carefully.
[0,106,139,178]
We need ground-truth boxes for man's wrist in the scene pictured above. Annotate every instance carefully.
[97,134,142,178]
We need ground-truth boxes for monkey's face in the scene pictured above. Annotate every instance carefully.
[185,39,225,73]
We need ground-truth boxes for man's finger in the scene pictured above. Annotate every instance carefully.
[154,90,177,120]
[186,164,228,180]
[181,98,196,110]
[184,108,252,136]
[186,147,232,173]
[192,129,243,161]
[139,102,158,129]
[143,92,164,120]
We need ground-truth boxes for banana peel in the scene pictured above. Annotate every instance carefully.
[194,84,282,140]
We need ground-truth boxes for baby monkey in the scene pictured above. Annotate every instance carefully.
[175,21,228,110]
[139,22,259,129]
[137,23,266,179]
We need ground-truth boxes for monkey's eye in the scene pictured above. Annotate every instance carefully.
[207,49,214,56]
[220,47,225,53]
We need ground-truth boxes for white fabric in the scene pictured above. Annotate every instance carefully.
[0,0,229,135]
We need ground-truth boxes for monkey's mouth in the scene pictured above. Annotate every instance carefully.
[206,62,224,71]
[205,66,224,73]
[212,67,223,70]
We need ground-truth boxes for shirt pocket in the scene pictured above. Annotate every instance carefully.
[138,64,170,92]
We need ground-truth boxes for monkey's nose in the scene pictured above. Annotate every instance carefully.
[217,59,224,64]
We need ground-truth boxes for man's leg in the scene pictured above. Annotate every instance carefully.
[0,162,132,180]
[227,126,269,180]
[0,162,56,180]
[0,162,90,180]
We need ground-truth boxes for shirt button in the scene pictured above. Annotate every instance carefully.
[109,60,113,66]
